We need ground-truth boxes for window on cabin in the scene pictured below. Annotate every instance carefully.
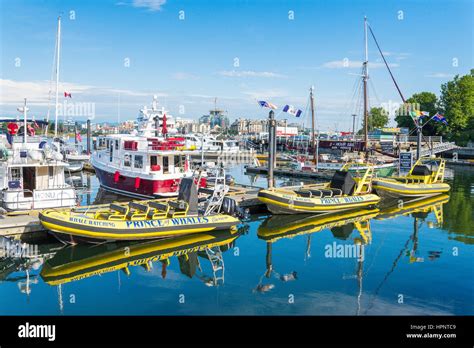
[48,166,54,179]
[10,168,21,181]
[115,140,119,150]
[174,156,181,168]
[124,153,131,167]
[134,155,143,169]
[163,156,169,173]
[150,156,157,166]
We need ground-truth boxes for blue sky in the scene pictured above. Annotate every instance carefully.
[0,0,472,131]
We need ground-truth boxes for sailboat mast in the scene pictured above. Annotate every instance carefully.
[54,16,61,138]
[363,16,369,161]
[310,86,317,164]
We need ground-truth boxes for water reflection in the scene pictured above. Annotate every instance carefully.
[41,228,242,286]
[1,166,473,315]
[0,239,62,298]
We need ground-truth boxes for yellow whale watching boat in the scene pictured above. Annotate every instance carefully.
[39,178,240,244]
[372,157,450,199]
[258,163,381,214]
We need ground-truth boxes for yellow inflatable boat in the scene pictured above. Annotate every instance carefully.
[372,157,450,199]
[258,163,381,214]
[39,200,240,244]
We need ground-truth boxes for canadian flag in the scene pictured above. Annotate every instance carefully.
[64,92,72,98]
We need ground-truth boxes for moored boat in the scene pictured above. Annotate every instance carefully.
[257,163,381,214]
[372,157,450,199]
[91,96,203,199]
[39,177,240,244]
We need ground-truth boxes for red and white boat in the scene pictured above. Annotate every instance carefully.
[91,97,204,198]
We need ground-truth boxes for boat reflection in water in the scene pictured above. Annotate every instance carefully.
[256,209,378,300]
[376,194,449,264]
[256,194,450,314]
[0,238,62,298]
[40,228,242,288]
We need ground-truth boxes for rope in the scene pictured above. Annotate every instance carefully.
[367,24,406,103]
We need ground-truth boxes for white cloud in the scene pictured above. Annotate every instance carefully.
[117,0,166,12]
[322,60,399,69]
[131,0,166,11]
[218,70,287,78]
[425,73,455,78]
[0,79,162,106]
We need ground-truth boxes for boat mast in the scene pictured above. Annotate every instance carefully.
[54,16,61,138]
[310,86,317,165]
[22,98,28,144]
[363,16,369,161]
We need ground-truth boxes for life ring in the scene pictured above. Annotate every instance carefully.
[7,123,18,135]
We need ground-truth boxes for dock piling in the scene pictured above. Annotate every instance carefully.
[268,110,276,188]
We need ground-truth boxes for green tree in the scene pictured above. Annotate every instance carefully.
[364,107,389,132]
[395,92,438,135]
[438,70,474,145]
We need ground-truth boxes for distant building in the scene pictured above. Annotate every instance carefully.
[200,108,229,130]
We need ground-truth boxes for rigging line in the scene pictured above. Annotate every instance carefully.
[369,77,382,107]
[367,24,406,103]
[363,225,389,277]
[363,234,412,315]
[340,70,363,121]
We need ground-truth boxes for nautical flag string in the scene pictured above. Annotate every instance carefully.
[258,100,277,110]
[282,104,303,117]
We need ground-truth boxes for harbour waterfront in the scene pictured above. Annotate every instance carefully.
[0,164,472,315]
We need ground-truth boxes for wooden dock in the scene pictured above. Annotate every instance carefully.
[245,165,332,180]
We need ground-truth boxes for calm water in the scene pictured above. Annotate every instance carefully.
[0,165,473,315]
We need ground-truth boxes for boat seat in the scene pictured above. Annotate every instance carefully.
[108,204,129,221]
[168,200,189,217]
[127,202,150,221]
[295,190,313,198]
[308,189,323,197]
[147,201,170,219]
[329,188,343,197]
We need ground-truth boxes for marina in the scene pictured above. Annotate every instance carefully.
[0,164,472,316]
[0,2,472,345]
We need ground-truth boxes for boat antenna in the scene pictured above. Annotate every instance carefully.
[54,15,61,138]
[363,16,370,161]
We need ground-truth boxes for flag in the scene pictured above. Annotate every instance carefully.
[64,92,72,98]
[258,100,277,110]
[75,132,82,142]
[282,104,303,117]
[433,112,448,125]
[420,111,430,119]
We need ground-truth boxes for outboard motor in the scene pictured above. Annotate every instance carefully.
[178,177,199,215]
[222,197,248,219]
